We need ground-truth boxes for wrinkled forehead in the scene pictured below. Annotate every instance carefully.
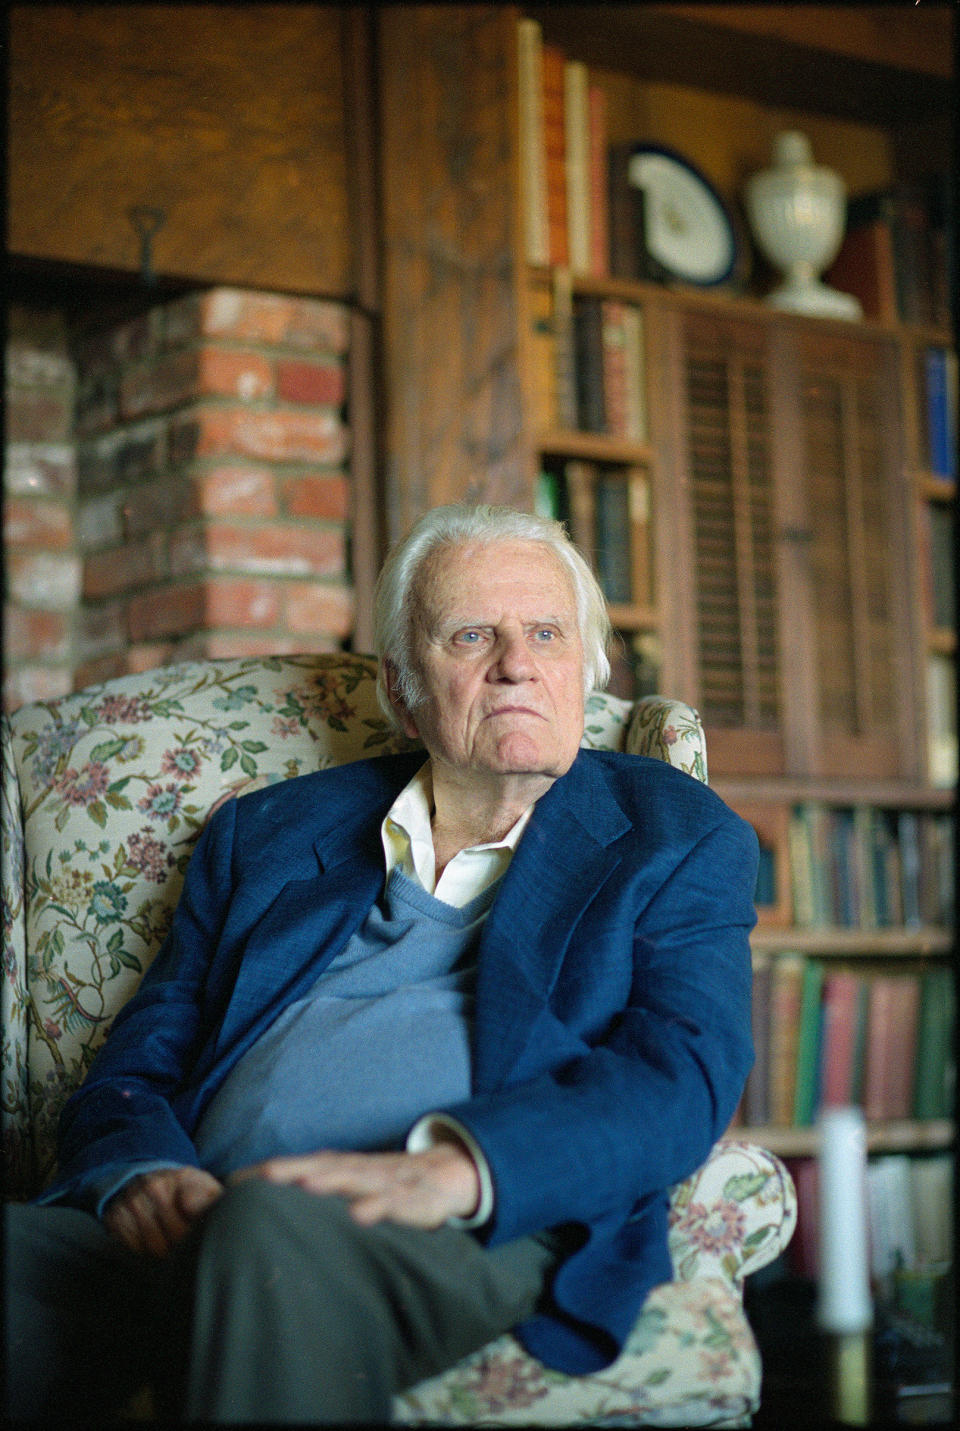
[412,538,576,620]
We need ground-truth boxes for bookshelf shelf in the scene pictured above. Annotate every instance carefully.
[751,927,953,958]
[917,473,957,503]
[746,1119,954,1160]
[537,430,654,466]
[711,778,954,810]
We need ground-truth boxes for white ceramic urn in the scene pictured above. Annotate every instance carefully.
[745,130,862,319]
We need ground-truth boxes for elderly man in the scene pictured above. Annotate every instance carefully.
[5,504,757,1423]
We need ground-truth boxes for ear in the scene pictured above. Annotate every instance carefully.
[382,659,421,740]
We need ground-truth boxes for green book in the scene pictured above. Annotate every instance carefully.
[793,959,825,1126]
[913,966,955,1119]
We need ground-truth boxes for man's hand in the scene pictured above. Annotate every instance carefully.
[103,1167,224,1257]
[229,1145,481,1229]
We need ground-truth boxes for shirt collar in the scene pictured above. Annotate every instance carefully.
[381,759,534,907]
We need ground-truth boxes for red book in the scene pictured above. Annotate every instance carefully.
[541,44,568,268]
[819,970,863,1109]
[587,83,608,277]
[883,976,921,1120]
[863,975,921,1120]
[827,219,898,323]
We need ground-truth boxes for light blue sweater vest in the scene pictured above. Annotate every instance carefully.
[194,868,499,1178]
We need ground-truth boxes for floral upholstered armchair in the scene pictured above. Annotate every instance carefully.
[2,654,796,1427]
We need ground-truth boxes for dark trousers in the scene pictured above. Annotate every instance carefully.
[4,1180,560,1423]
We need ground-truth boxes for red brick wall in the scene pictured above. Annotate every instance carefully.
[4,288,355,711]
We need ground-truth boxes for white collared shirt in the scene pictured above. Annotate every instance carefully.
[381,760,534,908]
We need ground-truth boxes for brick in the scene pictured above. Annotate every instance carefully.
[74,654,128,690]
[75,601,126,660]
[200,633,305,659]
[198,289,349,353]
[5,342,74,387]
[167,526,208,580]
[4,443,77,498]
[3,665,74,712]
[110,310,164,365]
[283,581,355,637]
[76,494,124,552]
[199,290,298,345]
[6,551,82,610]
[4,607,71,661]
[75,370,120,435]
[276,359,345,408]
[193,466,278,518]
[284,299,350,354]
[83,539,162,599]
[205,522,346,578]
[4,388,74,443]
[77,421,167,493]
[121,477,192,539]
[197,347,274,401]
[127,583,206,642]
[280,473,350,521]
[127,642,177,674]
[204,578,281,629]
[3,497,73,550]
[119,350,201,419]
[182,407,349,465]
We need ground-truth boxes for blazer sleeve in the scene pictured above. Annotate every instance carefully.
[444,806,758,1247]
[37,797,240,1208]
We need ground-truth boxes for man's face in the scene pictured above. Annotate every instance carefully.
[394,539,586,784]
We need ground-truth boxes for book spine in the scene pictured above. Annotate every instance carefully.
[587,83,608,278]
[594,472,632,603]
[627,467,653,607]
[517,19,548,267]
[622,304,648,443]
[924,347,958,480]
[600,299,628,439]
[541,44,568,269]
[552,267,577,429]
[564,60,591,275]
[573,296,605,433]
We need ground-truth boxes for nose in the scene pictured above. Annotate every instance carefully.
[491,626,535,682]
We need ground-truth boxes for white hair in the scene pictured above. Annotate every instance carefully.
[373,503,612,727]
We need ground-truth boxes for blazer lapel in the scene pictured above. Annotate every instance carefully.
[472,753,632,1091]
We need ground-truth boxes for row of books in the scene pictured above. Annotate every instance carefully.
[527,278,649,442]
[518,18,609,276]
[787,1151,952,1284]
[741,957,954,1129]
[785,804,953,931]
[917,345,958,482]
[536,459,653,608]
[826,180,951,333]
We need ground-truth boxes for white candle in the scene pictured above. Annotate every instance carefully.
[817,1106,873,1334]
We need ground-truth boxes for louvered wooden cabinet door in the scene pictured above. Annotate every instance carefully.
[677,310,786,775]
[789,328,918,779]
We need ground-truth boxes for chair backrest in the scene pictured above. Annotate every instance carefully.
[1,653,706,1198]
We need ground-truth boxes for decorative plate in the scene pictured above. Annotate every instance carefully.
[627,144,738,287]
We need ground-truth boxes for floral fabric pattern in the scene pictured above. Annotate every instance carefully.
[2,655,793,1425]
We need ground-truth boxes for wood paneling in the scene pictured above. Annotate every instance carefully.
[8,4,352,296]
[378,4,527,542]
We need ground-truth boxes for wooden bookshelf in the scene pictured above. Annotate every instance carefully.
[376,2,954,1182]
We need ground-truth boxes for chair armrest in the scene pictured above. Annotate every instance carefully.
[668,1139,798,1289]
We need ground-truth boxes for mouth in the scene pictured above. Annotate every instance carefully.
[485,705,543,720]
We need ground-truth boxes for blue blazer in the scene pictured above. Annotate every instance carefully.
[46,748,757,1375]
